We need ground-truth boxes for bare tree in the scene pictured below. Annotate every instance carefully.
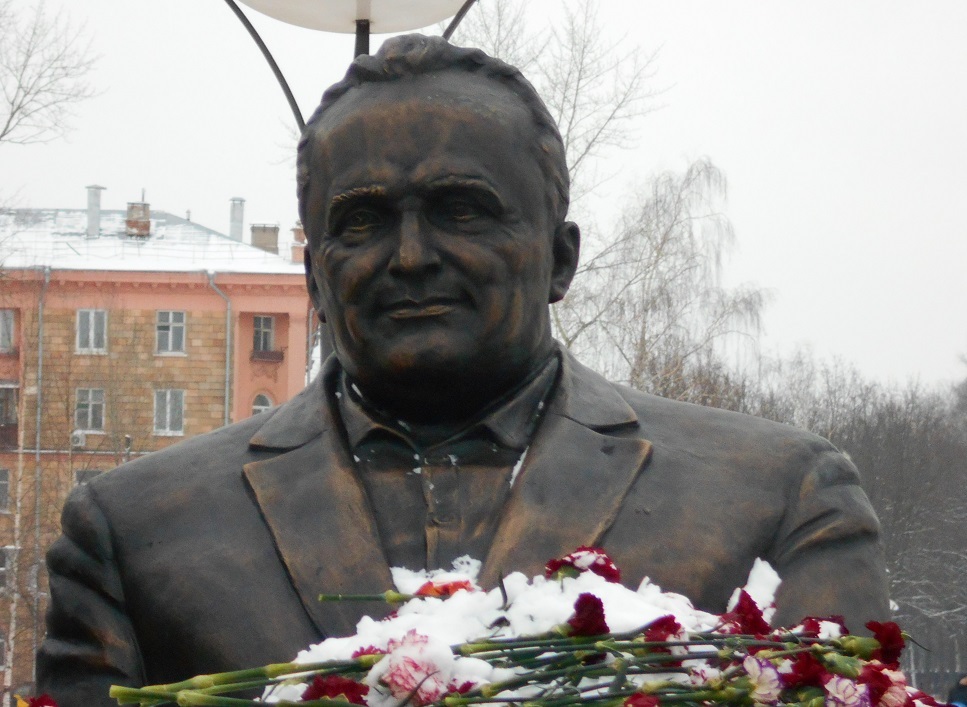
[450,0,659,205]
[0,0,96,147]
[555,159,767,401]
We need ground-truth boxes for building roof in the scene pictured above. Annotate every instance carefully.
[0,208,304,275]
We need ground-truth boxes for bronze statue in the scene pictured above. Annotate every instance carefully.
[36,35,889,707]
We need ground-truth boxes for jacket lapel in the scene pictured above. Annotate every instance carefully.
[243,364,393,638]
[480,351,653,586]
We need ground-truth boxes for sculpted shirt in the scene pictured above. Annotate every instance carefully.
[337,357,559,571]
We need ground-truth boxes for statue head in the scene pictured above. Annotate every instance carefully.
[298,34,580,422]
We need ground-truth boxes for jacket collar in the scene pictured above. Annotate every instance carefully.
[248,345,639,452]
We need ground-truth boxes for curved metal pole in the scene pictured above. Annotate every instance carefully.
[443,0,479,40]
[222,0,306,132]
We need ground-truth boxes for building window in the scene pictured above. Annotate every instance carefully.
[252,394,273,416]
[0,386,16,425]
[156,311,186,354]
[75,468,103,485]
[76,309,107,353]
[0,469,8,512]
[0,386,16,450]
[0,547,14,593]
[154,389,184,435]
[75,388,105,431]
[0,310,14,353]
[253,315,274,352]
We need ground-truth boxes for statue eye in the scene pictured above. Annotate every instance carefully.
[444,199,481,222]
[343,207,385,232]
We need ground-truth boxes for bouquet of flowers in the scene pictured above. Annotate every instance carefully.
[109,548,944,707]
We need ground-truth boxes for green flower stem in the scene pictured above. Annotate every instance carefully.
[318,590,413,603]
[109,685,177,705]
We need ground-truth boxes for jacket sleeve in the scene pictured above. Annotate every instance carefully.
[36,483,146,707]
[770,448,891,632]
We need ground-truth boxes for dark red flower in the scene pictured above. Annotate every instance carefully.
[907,689,941,706]
[415,580,475,597]
[567,593,610,636]
[719,590,771,636]
[796,615,849,638]
[859,664,894,705]
[301,675,370,704]
[866,621,905,668]
[644,614,683,642]
[446,680,477,695]
[351,645,386,659]
[545,547,621,583]
[780,652,828,688]
[623,695,660,707]
[26,697,58,707]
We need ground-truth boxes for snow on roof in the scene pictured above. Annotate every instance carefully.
[0,208,305,275]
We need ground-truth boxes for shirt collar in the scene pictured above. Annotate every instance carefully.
[338,355,560,452]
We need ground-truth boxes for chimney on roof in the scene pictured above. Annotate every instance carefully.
[290,221,306,264]
[251,223,280,255]
[86,185,106,239]
[126,200,150,238]
[230,197,245,242]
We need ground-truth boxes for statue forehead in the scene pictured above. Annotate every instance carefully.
[313,70,535,143]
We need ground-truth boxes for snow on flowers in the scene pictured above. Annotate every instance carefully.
[109,548,944,707]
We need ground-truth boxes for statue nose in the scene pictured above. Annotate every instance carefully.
[389,210,441,275]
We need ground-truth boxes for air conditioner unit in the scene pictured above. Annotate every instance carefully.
[70,430,87,449]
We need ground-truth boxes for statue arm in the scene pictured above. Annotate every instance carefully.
[770,448,891,632]
[36,483,146,707]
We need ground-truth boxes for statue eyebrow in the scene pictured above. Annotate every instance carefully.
[330,185,387,208]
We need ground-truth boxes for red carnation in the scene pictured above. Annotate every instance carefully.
[302,675,369,704]
[644,614,683,642]
[780,652,828,688]
[415,580,475,597]
[866,621,905,668]
[545,546,621,583]
[907,690,941,706]
[446,680,477,696]
[567,593,610,636]
[719,590,771,636]
[624,695,660,707]
[797,615,849,638]
[26,697,58,707]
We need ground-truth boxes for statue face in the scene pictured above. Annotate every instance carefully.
[304,71,578,414]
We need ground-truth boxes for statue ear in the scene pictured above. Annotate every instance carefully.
[549,221,580,304]
[304,248,326,324]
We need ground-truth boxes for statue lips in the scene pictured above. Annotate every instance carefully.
[383,296,465,321]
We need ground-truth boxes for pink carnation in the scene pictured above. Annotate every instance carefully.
[825,674,872,707]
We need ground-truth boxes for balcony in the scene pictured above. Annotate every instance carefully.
[250,349,284,363]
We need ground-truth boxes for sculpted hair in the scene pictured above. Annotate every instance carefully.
[296,34,570,242]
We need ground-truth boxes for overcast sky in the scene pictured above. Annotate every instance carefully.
[3,0,965,387]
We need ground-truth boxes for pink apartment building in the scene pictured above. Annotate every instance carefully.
[0,190,312,700]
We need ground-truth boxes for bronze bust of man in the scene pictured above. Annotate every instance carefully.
[37,35,889,706]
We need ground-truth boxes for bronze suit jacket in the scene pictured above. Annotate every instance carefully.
[36,350,889,706]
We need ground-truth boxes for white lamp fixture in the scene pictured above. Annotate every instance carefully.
[235,0,467,33]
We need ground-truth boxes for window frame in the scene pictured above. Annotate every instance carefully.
[0,310,14,353]
[76,309,108,354]
[154,389,185,436]
[252,393,274,416]
[75,387,105,432]
[0,386,16,426]
[0,547,14,595]
[0,469,8,513]
[155,310,187,355]
[253,315,275,353]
